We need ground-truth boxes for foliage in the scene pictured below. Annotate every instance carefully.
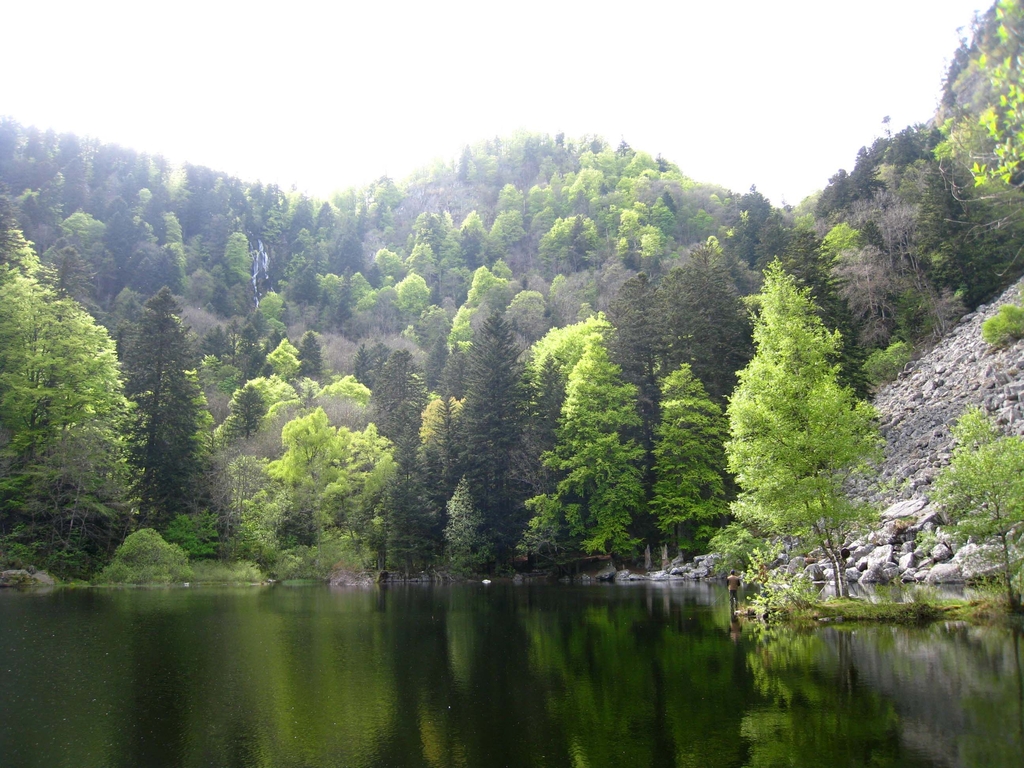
[707,522,761,573]
[0,233,129,577]
[319,375,371,406]
[651,364,729,552]
[188,559,263,583]
[974,0,1024,187]
[267,338,301,379]
[6,87,1024,580]
[726,262,882,598]
[745,546,818,620]
[460,315,530,562]
[932,407,1024,609]
[528,337,644,555]
[862,340,912,385]
[95,529,193,584]
[981,301,1024,346]
[443,478,491,574]
[271,531,359,580]
[122,288,210,530]
[163,512,220,560]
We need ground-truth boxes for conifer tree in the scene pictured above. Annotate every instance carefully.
[372,350,431,569]
[221,382,267,441]
[527,337,644,555]
[297,331,323,380]
[651,364,728,553]
[661,239,752,401]
[123,287,210,530]
[460,314,529,564]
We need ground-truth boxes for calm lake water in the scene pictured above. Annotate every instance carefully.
[1,582,1022,768]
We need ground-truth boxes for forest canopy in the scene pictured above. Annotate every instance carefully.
[1,1,1023,580]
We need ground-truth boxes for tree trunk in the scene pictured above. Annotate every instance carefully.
[827,548,847,598]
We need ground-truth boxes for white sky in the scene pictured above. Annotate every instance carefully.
[2,0,987,206]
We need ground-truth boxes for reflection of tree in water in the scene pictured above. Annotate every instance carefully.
[742,623,1024,768]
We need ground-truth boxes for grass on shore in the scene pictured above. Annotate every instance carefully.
[772,594,1020,627]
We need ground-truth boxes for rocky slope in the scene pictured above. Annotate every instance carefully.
[808,276,1024,587]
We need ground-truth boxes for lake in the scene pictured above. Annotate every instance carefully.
[1,582,1021,768]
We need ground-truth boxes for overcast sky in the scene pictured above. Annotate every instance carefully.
[3,0,987,205]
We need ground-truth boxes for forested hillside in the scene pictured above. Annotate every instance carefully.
[2,1,1023,580]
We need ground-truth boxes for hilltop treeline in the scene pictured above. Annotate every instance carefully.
[1,2,1022,578]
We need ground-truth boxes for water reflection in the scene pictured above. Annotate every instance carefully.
[0,584,1021,768]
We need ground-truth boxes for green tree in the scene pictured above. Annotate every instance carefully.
[220,382,268,441]
[651,365,729,553]
[297,331,324,380]
[371,351,431,569]
[443,478,491,574]
[933,407,1024,610]
[267,338,301,380]
[461,314,529,563]
[421,395,464,534]
[661,239,752,401]
[122,287,211,530]
[223,232,252,285]
[528,337,644,556]
[95,528,192,584]
[725,262,881,598]
[267,408,347,560]
[609,273,664,508]
[975,0,1024,188]
[394,272,431,320]
[0,266,129,575]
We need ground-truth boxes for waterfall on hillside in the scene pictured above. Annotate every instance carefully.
[249,239,269,308]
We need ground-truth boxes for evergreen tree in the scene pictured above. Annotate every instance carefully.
[371,350,431,569]
[651,364,729,553]
[444,478,491,574]
[460,314,529,564]
[608,272,664,507]
[122,287,210,530]
[421,396,464,537]
[297,331,324,380]
[661,240,752,401]
[221,382,267,441]
[371,351,427,444]
[424,335,449,392]
[353,342,390,390]
[527,337,644,555]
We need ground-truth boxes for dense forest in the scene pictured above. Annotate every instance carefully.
[2,1,1023,580]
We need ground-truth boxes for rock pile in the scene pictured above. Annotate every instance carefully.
[865,278,1024,505]
[844,276,1024,586]
[0,569,55,587]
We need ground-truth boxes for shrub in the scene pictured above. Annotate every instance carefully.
[746,546,818,620]
[981,303,1024,347]
[95,529,193,585]
[164,512,219,560]
[863,340,912,386]
[270,532,360,580]
[708,522,760,573]
[189,560,264,583]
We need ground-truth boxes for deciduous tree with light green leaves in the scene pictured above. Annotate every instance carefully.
[975,0,1024,188]
[725,262,881,598]
[267,407,348,563]
[933,407,1024,610]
